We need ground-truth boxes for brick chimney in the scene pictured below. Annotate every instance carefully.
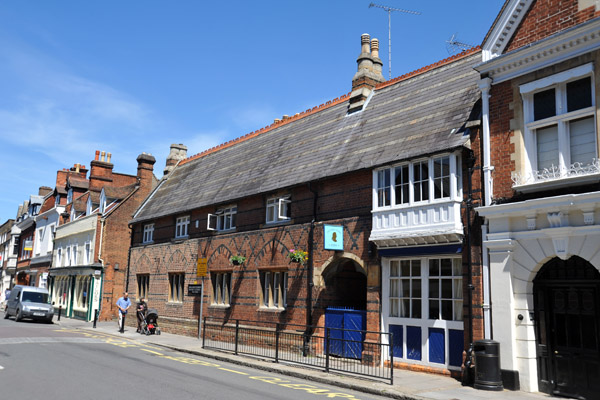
[38,186,52,197]
[349,34,385,113]
[136,152,156,196]
[89,150,114,191]
[69,163,88,178]
[164,144,188,176]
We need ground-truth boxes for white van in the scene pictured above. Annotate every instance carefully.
[4,285,54,323]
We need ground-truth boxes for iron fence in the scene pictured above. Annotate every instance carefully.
[202,316,394,384]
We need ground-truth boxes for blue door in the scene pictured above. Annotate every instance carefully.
[325,307,365,359]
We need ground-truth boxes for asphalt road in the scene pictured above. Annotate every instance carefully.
[0,316,387,400]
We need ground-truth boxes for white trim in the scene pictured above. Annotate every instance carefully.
[482,0,535,62]
[520,63,593,94]
[476,19,600,84]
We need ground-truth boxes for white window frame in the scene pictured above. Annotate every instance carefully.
[382,256,464,370]
[175,216,190,239]
[84,241,91,265]
[266,196,290,224]
[65,245,71,266]
[35,228,43,255]
[519,63,597,183]
[143,224,154,243]
[207,206,237,232]
[373,153,459,211]
[67,188,73,204]
[99,189,107,214]
[260,270,288,309]
[86,196,93,215]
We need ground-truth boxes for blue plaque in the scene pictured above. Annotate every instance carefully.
[324,225,344,251]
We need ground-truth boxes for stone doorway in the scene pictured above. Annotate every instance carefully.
[533,256,600,399]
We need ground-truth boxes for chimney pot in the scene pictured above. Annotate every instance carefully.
[361,33,371,54]
[107,152,112,163]
[100,151,106,162]
[95,150,100,161]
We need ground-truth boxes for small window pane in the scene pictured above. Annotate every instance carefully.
[429,300,439,319]
[412,300,421,318]
[412,279,421,297]
[533,88,556,120]
[570,116,596,166]
[429,279,439,298]
[441,280,453,299]
[567,77,592,112]
[401,260,410,276]
[401,280,410,297]
[441,300,453,320]
[441,259,452,276]
[411,260,420,276]
[536,124,559,171]
[429,259,439,276]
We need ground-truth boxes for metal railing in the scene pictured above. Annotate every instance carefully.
[202,316,394,384]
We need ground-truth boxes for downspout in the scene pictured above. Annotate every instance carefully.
[307,182,319,330]
[97,216,105,316]
[478,77,493,341]
[125,223,134,293]
[463,149,476,384]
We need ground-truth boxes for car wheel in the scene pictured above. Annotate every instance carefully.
[3,309,9,319]
[15,309,22,322]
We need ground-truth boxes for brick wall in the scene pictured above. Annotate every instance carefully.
[506,0,600,53]
[129,169,380,337]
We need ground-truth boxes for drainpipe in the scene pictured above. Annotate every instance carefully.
[125,223,134,293]
[478,77,493,341]
[479,77,493,207]
[463,149,476,385]
[306,182,319,330]
[97,216,105,316]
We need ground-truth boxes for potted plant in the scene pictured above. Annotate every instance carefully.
[287,249,308,264]
[229,255,247,266]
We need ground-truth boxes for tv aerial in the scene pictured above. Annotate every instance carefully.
[369,2,421,80]
[446,33,475,55]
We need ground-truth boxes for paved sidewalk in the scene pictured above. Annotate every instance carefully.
[52,317,551,400]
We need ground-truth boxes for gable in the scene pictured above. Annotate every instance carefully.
[483,0,600,61]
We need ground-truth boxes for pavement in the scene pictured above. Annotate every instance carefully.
[52,316,552,400]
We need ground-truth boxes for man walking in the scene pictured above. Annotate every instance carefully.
[116,292,131,333]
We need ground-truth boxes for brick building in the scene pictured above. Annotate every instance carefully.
[49,151,157,321]
[0,218,15,302]
[475,0,600,396]
[129,35,482,375]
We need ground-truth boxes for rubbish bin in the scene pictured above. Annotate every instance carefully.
[473,340,503,391]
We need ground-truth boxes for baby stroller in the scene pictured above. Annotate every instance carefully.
[139,308,161,335]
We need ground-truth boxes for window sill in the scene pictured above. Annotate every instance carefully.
[209,304,231,309]
[166,301,183,306]
[513,172,600,194]
[258,306,286,313]
[261,219,293,228]
[372,198,460,213]
[212,228,237,235]
[171,236,189,243]
[142,241,154,246]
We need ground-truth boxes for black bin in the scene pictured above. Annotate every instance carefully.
[473,340,503,391]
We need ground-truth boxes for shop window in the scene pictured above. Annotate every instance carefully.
[428,258,463,321]
[389,259,421,318]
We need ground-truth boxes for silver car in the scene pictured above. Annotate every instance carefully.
[4,286,54,323]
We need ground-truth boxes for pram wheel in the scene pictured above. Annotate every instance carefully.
[157,328,161,335]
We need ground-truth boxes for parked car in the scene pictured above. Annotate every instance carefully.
[4,286,54,323]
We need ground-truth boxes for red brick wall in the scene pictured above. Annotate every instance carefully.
[506,0,600,53]
[129,170,379,336]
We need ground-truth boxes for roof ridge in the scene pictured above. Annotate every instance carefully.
[180,46,481,167]
[181,93,352,166]
[375,46,482,90]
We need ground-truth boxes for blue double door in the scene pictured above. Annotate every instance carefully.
[325,308,365,359]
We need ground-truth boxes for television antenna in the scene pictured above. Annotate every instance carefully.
[369,2,421,80]
[446,33,475,55]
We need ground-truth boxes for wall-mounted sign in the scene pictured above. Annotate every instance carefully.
[197,258,208,277]
[188,284,203,296]
[324,225,344,251]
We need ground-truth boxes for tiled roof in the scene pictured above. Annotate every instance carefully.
[105,184,137,200]
[132,50,481,223]
[68,175,89,190]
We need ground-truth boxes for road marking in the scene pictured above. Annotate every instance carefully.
[218,367,248,375]
[0,365,4,370]
[141,349,164,356]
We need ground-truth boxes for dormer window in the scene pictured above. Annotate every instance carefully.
[67,188,73,204]
[515,64,597,187]
[55,194,60,207]
[266,196,290,224]
[207,206,237,232]
[86,197,93,215]
[175,216,190,238]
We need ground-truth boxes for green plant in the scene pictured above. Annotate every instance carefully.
[229,255,247,266]
[287,249,308,264]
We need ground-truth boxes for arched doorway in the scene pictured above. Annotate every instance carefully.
[321,257,367,310]
[533,256,600,398]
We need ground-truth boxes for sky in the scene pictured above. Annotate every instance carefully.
[0,0,505,222]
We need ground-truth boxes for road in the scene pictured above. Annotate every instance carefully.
[0,317,387,400]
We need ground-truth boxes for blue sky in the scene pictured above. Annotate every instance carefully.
[0,1,505,222]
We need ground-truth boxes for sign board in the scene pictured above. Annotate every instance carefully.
[324,225,344,251]
[23,240,33,251]
[197,258,208,277]
[188,284,203,296]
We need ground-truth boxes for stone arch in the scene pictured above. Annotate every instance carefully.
[134,253,153,274]
[167,249,188,272]
[315,253,367,311]
[254,238,290,266]
[207,244,234,268]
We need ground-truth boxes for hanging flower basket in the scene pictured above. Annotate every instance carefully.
[288,249,308,264]
[229,255,246,266]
